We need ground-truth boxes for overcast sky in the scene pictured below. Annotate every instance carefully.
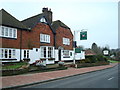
[0,0,118,49]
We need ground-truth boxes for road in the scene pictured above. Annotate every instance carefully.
[21,64,119,88]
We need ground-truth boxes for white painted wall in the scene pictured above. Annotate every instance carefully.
[29,47,55,64]
[1,47,85,64]
[55,50,59,61]
[75,51,85,60]
[29,48,40,64]
[54,49,85,62]
[16,49,20,61]
[46,59,54,64]
[61,50,74,61]
[54,50,74,61]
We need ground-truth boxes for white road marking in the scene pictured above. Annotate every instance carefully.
[108,77,114,80]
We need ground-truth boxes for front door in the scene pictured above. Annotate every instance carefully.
[58,49,61,61]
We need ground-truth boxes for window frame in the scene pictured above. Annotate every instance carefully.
[24,50,29,59]
[0,48,16,59]
[0,26,17,39]
[63,37,70,45]
[5,28,8,37]
[41,46,54,58]
[48,47,53,58]
[41,47,46,58]
[40,34,50,43]
[9,28,13,37]
[63,50,70,58]
[9,49,11,58]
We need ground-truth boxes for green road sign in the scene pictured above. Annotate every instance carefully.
[80,31,87,40]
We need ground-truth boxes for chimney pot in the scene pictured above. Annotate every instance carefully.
[42,7,48,12]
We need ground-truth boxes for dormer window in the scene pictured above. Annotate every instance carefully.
[40,17,47,23]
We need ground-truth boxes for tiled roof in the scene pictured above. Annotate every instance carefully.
[21,13,44,29]
[51,20,70,31]
[0,9,29,30]
[21,13,56,34]
[85,49,96,56]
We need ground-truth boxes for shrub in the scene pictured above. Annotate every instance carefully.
[2,68,29,76]
[79,60,85,63]
[89,56,97,63]
[85,58,91,63]
[96,55,108,62]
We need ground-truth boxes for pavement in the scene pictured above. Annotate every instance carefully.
[1,63,118,89]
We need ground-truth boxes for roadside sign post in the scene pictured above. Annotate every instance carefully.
[73,29,87,64]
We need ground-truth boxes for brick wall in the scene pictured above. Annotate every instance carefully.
[1,29,21,49]
[1,23,73,50]
[27,23,54,49]
[1,23,54,49]
[56,27,73,50]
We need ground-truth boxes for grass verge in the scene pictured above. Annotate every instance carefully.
[108,60,120,63]
[2,62,28,70]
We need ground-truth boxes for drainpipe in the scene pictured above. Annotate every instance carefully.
[20,30,22,62]
[53,33,56,63]
[54,33,56,48]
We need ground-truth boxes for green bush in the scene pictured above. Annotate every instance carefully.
[95,55,107,61]
[79,60,85,63]
[85,58,91,63]
[89,56,97,63]
[76,61,109,68]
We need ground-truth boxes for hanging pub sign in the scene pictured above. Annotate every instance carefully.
[80,31,87,40]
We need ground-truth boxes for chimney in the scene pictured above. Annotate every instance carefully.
[42,7,52,24]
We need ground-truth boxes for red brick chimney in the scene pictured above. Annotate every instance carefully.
[42,7,52,24]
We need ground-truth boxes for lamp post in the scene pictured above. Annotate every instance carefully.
[73,29,88,64]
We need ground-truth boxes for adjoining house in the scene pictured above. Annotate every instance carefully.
[85,49,96,57]
[0,8,85,64]
[21,8,55,64]
[0,9,30,63]
[51,20,74,63]
[0,8,55,64]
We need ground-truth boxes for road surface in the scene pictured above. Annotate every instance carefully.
[21,64,119,88]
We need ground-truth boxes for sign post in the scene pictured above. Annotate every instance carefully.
[73,29,87,64]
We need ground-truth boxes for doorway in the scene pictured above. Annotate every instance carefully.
[58,49,61,61]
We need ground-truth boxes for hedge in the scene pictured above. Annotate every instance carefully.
[76,61,109,68]
[2,66,68,76]
[2,68,29,76]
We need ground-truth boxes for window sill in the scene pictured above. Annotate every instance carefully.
[48,58,55,60]
[0,58,17,61]
[0,36,17,40]
[40,42,50,44]
[40,58,46,61]
[63,56,70,58]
